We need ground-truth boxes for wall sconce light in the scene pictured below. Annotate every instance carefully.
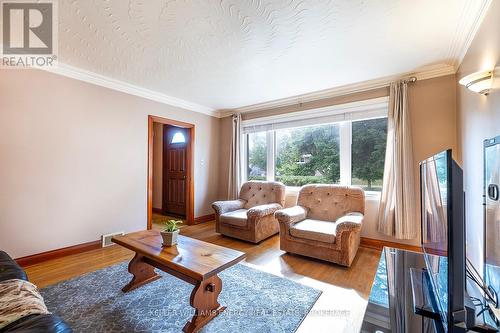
[459,70,493,95]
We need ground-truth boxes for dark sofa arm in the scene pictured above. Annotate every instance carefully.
[0,251,27,282]
[0,251,72,333]
[2,314,72,333]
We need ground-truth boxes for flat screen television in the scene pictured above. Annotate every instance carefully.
[420,149,466,332]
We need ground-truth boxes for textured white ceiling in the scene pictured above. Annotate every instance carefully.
[58,0,488,112]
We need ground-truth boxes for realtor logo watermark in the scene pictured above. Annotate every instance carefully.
[1,0,58,68]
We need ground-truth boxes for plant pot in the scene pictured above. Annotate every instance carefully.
[160,229,180,246]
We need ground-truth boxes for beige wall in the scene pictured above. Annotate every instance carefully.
[0,69,221,258]
[152,122,163,210]
[456,0,500,267]
[407,74,457,246]
[222,75,457,246]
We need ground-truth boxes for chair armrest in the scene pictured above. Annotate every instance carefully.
[247,203,282,219]
[212,199,246,215]
[335,212,364,234]
[274,206,307,225]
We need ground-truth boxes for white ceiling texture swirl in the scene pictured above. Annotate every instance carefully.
[54,0,491,116]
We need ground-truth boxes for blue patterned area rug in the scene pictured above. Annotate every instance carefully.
[41,262,321,333]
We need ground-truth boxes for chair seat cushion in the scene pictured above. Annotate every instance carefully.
[289,219,336,243]
[220,209,248,227]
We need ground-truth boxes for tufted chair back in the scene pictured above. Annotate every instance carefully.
[297,184,365,222]
[239,181,286,209]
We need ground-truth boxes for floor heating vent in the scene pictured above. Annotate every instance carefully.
[101,231,124,247]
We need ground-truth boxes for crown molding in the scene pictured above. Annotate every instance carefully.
[447,0,492,69]
[44,62,456,119]
[43,63,217,117]
[44,62,454,119]
[218,63,456,117]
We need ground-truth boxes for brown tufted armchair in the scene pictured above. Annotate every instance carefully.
[212,181,286,243]
[275,184,365,267]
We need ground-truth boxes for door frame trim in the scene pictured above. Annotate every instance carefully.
[148,115,195,229]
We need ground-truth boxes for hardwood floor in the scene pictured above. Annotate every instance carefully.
[151,212,186,230]
[25,221,381,333]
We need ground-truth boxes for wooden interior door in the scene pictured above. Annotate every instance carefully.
[162,125,188,217]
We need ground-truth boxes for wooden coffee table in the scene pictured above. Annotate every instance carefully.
[112,230,246,333]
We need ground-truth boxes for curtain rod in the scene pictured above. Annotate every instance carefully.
[403,76,417,84]
[232,76,419,117]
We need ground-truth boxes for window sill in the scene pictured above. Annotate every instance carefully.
[284,186,301,192]
[365,191,381,201]
[284,186,381,201]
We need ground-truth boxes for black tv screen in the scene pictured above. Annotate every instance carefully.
[420,149,465,331]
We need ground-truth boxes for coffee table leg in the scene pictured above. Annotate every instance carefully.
[182,274,226,333]
[122,253,161,292]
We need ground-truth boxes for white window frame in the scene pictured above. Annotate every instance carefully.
[339,121,352,186]
[266,131,275,181]
[241,97,388,196]
[241,134,248,183]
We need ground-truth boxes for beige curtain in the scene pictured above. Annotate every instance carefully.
[421,159,447,244]
[228,113,242,199]
[384,249,430,332]
[378,81,417,239]
[385,249,408,332]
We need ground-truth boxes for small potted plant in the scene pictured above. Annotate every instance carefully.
[160,219,182,246]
